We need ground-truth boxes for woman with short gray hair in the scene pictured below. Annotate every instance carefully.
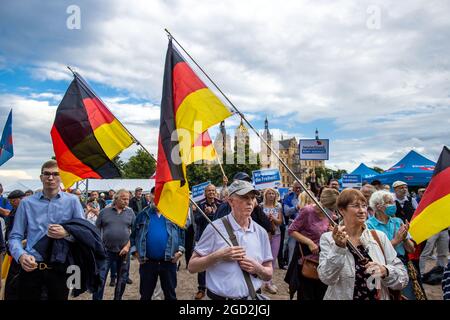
[366,190,421,299]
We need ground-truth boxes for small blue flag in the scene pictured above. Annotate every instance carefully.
[0,109,13,166]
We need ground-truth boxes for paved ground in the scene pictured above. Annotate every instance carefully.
[72,258,443,300]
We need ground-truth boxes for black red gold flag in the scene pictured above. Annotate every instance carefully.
[51,73,133,188]
[154,39,232,227]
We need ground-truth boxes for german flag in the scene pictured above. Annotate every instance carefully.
[51,73,133,188]
[155,39,232,227]
[409,146,450,243]
[188,130,216,164]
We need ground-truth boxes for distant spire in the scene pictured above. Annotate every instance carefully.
[315,128,319,140]
[220,121,226,135]
[264,116,268,130]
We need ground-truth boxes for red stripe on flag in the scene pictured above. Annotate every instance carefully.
[83,97,116,131]
[154,137,175,205]
[172,62,206,113]
[412,167,450,219]
[50,126,101,179]
[193,131,212,147]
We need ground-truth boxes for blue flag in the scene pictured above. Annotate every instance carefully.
[0,109,13,166]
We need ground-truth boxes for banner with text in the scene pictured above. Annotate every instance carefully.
[252,168,281,190]
[299,139,329,160]
[342,174,362,188]
[191,181,211,202]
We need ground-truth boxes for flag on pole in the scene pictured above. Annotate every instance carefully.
[0,109,13,167]
[188,130,217,164]
[409,146,450,243]
[155,39,232,227]
[51,72,133,188]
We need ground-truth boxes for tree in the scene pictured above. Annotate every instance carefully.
[112,155,125,177]
[186,162,213,186]
[122,149,156,178]
[312,167,348,186]
[372,166,384,174]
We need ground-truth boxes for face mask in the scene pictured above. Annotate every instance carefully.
[384,204,397,217]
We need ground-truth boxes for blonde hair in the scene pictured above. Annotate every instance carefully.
[320,188,339,210]
[263,188,279,207]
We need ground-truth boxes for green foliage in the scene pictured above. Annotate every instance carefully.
[372,166,384,174]
[121,149,156,179]
[313,167,348,185]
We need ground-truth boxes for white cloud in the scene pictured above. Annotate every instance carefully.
[1,0,449,176]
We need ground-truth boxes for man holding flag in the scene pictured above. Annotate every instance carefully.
[153,38,232,228]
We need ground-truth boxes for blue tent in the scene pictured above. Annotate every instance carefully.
[350,163,379,181]
[371,150,436,186]
[338,163,378,185]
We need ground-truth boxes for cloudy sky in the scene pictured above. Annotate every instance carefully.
[0,0,449,185]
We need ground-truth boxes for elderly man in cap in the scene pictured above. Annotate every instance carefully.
[129,187,147,215]
[392,181,418,223]
[188,180,273,300]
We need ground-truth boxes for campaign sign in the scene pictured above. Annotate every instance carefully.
[277,187,289,200]
[252,168,281,190]
[191,181,211,202]
[342,174,362,188]
[299,139,329,160]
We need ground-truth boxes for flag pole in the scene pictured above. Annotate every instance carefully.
[65,67,232,244]
[164,29,367,261]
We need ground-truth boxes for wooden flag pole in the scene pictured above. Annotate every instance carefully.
[165,29,368,261]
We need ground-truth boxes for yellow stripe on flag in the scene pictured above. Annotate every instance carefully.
[175,88,231,159]
[409,193,450,244]
[156,174,190,228]
[59,168,82,190]
[93,119,133,160]
[188,143,217,164]
[1,254,11,280]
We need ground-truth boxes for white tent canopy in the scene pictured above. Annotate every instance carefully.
[3,179,156,193]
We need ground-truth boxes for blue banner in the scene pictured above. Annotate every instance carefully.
[252,168,281,190]
[191,181,211,202]
[342,174,362,188]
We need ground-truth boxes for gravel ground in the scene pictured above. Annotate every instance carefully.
[71,258,443,300]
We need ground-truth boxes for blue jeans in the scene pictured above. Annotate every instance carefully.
[93,251,130,300]
[139,260,177,300]
[198,271,206,292]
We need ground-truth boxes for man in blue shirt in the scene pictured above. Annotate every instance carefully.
[8,160,85,300]
[130,187,185,300]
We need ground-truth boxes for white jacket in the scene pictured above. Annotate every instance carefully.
[318,227,408,300]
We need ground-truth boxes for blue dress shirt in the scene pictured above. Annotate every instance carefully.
[8,191,85,262]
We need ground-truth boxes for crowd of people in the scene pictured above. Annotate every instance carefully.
[0,160,449,301]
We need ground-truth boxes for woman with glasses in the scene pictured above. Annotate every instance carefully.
[367,190,426,300]
[318,189,408,300]
[287,188,339,300]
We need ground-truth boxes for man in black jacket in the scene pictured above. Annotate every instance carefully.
[129,187,147,215]
[33,218,106,298]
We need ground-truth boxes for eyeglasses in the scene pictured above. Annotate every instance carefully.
[347,203,368,210]
[42,171,60,177]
